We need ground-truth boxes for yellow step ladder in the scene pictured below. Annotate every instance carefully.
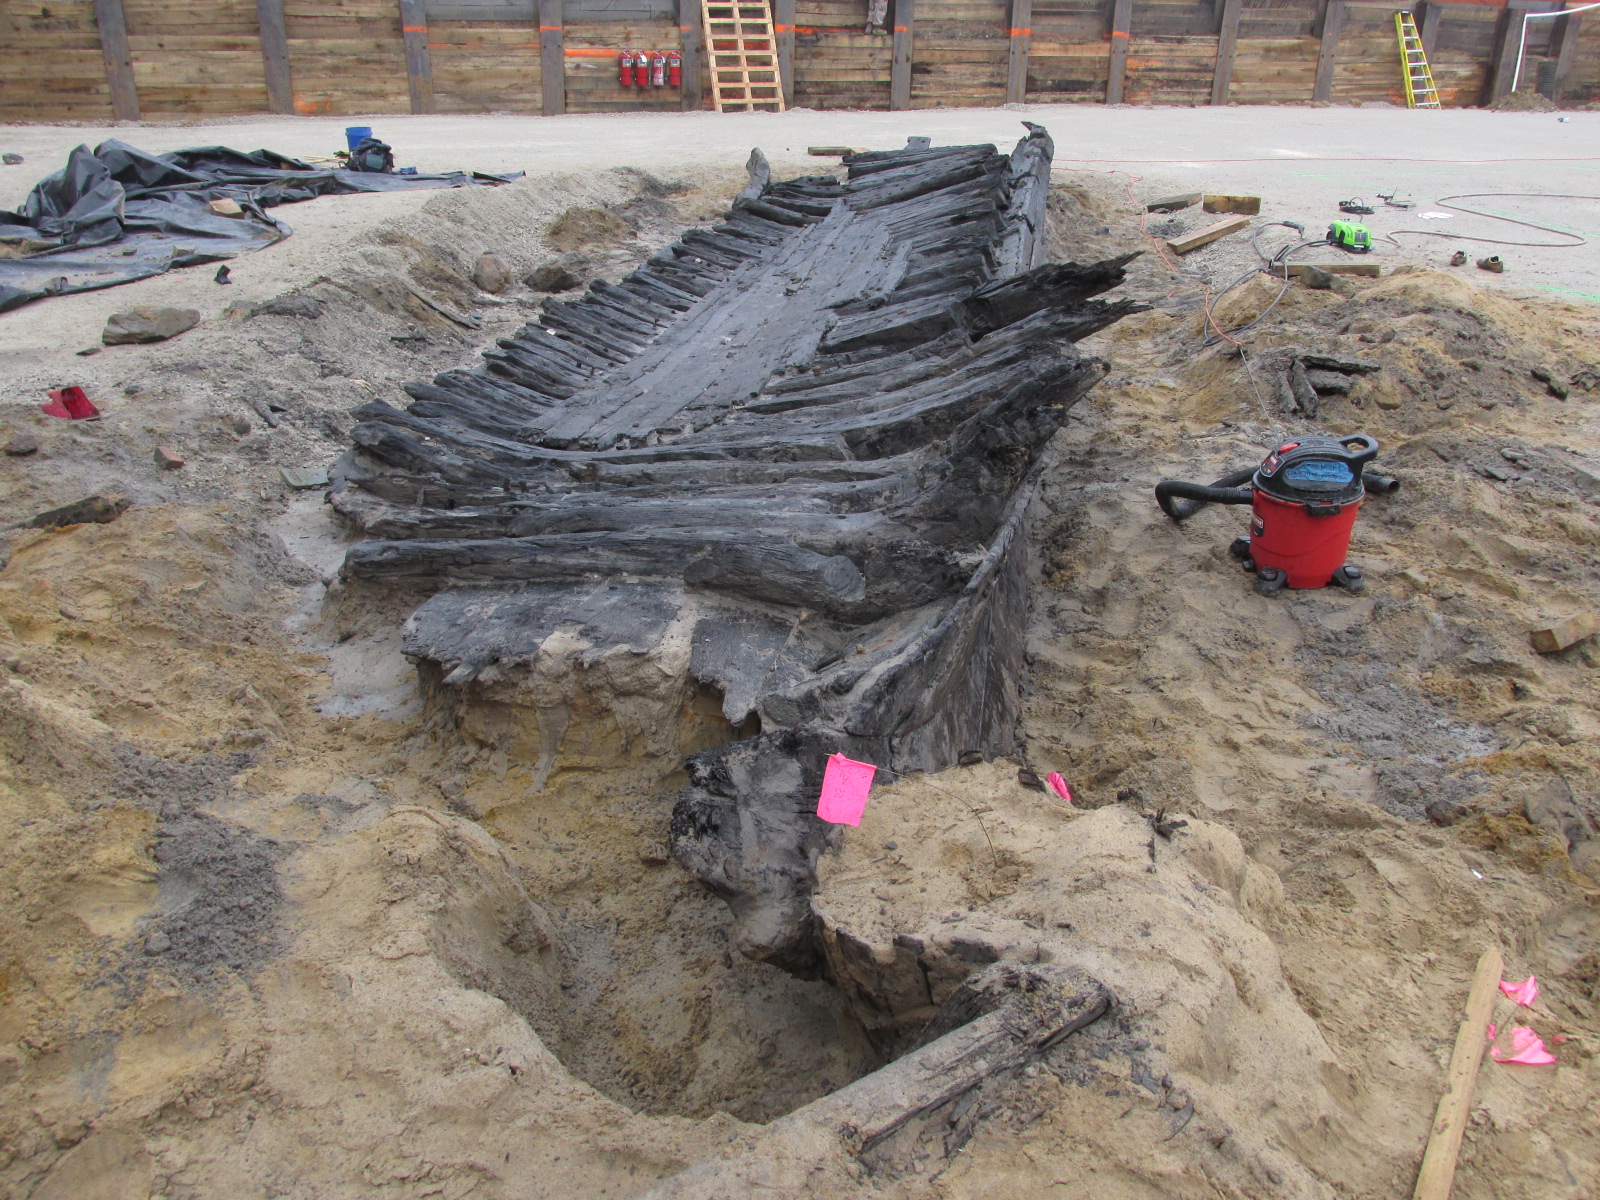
[702,0,785,112]
[1396,11,1441,109]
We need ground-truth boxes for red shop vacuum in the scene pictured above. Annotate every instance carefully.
[1155,433,1397,596]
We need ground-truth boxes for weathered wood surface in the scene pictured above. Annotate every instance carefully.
[331,126,1142,970]
[639,963,1112,1197]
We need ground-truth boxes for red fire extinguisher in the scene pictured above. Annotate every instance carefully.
[668,49,682,87]
[619,49,634,86]
[632,50,649,86]
[651,49,667,87]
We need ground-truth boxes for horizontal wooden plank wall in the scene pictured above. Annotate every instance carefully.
[429,19,541,112]
[1228,0,1318,103]
[0,0,116,122]
[2,0,1593,122]
[284,0,410,114]
[1565,8,1598,103]
[794,0,892,109]
[910,0,1009,107]
[1125,0,1219,103]
[122,0,270,115]
[1028,0,1110,102]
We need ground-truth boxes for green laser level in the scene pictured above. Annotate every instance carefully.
[1327,220,1373,253]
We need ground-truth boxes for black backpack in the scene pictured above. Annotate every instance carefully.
[347,137,394,174]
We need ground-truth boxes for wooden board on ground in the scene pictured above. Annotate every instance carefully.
[1167,215,1250,254]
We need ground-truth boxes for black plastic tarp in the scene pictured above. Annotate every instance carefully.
[0,140,521,313]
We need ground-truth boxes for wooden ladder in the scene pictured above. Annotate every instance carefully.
[1395,11,1441,109]
[702,0,786,112]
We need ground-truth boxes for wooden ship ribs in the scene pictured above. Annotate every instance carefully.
[330,124,1143,973]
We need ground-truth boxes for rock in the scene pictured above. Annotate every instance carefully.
[1298,265,1336,290]
[1304,368,1354,393]
[1300,353,1382,374]
[75,346,101,356]
[279,466,330,490]
[208,197,244,217]
[526,263,582,293]
[26,495,129,528]
[251,293,322,319]
[473,252,513,294]
[544,207,630,253]
[144,931,171,954]
[1548,382,1570,400]
[638,840,671,865]
[103,306,200,345]
[1530,611,1599,654]
[153,446,185,470]
[4,436,39,457]
[2,153,21,166]
[1373,392,1403,410]
[1531,365,1554,383]
[231,415,252,436]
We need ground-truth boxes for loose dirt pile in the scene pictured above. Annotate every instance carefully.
[0,153,1596,1200]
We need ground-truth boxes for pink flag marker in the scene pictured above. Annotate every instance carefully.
[1499,975,1539,1007]
[1489,1025,1557,1066]
[817,753,877,826]
[1045,772,1072,802]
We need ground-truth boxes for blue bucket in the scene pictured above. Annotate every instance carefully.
[344,126,374,152]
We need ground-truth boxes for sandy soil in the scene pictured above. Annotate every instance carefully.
[0,117,1597,1200]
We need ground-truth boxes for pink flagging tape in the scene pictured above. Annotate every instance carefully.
[1488,1024,1557,1066]
[1045,772,1072,802]
[1499,975,1539,1007]
[817,753,876,826]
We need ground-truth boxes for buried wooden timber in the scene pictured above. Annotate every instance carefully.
[638,964,1113,1197]
[329,124,1144,972]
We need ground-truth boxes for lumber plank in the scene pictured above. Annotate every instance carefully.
[1413,947,1504,1200]
[94,0,141,118]
[1211,0,1242,102]
[890,0,915,106]
[775,0,796,103]
[1203,193,1260,214]
[1166,214,1249,254]
[1106,0,1131,100]
[1551,7,1582,102]
[1312,0,1345,99]
[539,0,565,113]
[1005,0,1032,101]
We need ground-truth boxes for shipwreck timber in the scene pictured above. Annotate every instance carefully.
[330,124,1143,973]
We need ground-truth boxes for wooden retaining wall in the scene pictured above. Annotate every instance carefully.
[0,0,1593,122]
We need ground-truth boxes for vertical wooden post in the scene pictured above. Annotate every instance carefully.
[398,0,435,113]
[1005,0,1032,104]
[93,0,140,120]
[679,0,703,110]
[1487,0,1541,102]
[1551,6,1583,102]
[540,0,566,115]
[1312,0,1346,101]
[257,0,294,114]
[1210,0,1241,104]
[774,0,796,107]
[1418,0,1441,58]
[890,0,916,110]
[1106,0,1132,103]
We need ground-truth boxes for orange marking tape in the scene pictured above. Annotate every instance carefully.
[539,24,561,30]
[1008,26,1030,34]
[893,23,908,31]
[1110,28,1129,37]
[402,24,427,31]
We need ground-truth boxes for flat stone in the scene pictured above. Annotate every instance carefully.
[473,252,514,294]
[4,436,39,457]
[1,153,22,166]
[279,466,330,490]
[154,446,185,470]
[103,306,200,345]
